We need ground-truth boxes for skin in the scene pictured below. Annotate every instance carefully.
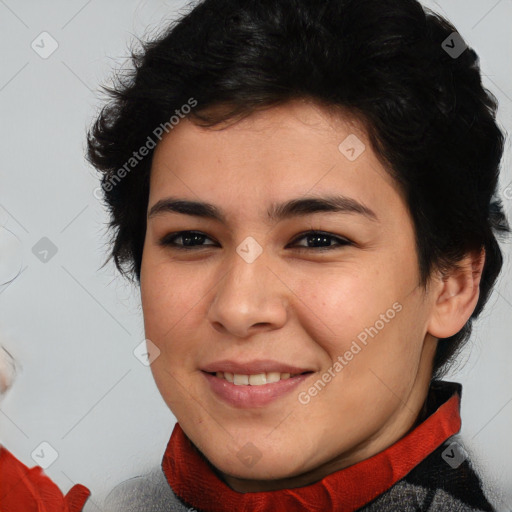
[140,98,484,492]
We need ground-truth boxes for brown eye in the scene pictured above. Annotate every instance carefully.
[159,231,218,249]
[289,231,352,251]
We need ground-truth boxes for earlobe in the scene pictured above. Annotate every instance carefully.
[427,248,486,339]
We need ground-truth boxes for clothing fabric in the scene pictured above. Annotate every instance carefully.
[0,445,90,512]
[104,380,498,511]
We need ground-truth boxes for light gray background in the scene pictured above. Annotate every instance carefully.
[0,1,511,510]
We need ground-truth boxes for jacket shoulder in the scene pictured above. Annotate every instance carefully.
[102,467,194,512]
[361,435,497,511]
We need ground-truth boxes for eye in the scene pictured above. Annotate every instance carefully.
[287,231,352,251]
[158,231,218,249]
[158,230,352,251]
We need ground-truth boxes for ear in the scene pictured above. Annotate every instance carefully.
[427,248,486,339]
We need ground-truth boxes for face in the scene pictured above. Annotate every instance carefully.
[140,99,439,491]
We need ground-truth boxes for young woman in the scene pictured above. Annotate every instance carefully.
[4,0,508,511]
[89,0,510,510]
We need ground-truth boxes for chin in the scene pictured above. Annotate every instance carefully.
[215,458,303,482]
[202,440,312,482]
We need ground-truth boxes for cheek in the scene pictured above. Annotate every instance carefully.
[140,261,206,406]
[292,258,424,399]
[140,259,200,361]
[140,257,228,384]
[291,265,398,354]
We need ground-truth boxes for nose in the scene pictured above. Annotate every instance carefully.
[206,246,288,339]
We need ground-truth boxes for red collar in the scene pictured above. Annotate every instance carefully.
[162,382,461,512]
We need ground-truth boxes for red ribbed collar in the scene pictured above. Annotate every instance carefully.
[162,381,461,512]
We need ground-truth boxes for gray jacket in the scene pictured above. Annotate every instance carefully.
[102,435,500,512]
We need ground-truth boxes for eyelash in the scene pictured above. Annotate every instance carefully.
[158,230,352,252]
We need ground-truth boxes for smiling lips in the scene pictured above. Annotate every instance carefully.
[213,371,302,385]
[201,359,313,385]
[201,359,314,407]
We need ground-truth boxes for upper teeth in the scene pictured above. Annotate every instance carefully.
[215,371,300,386]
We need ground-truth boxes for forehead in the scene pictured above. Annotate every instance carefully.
[149,100,406,223]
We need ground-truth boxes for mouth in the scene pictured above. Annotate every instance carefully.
[203,370,313,386]
[201,370,315,408]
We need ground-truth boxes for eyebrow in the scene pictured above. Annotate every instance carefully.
[147,195,378,223]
